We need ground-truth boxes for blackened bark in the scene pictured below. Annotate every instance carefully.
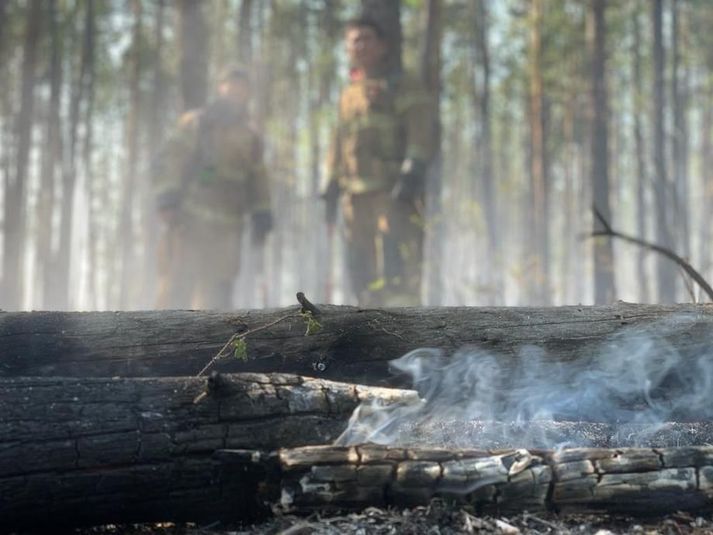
[238,444,713,517]
[0,374,413,530]
[2,303,713,383]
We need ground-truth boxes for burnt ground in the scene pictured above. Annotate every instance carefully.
[72,502,713,535]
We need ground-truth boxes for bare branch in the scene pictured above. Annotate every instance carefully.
[589,207,713,302]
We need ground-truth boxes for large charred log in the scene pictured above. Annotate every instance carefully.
[221,444,713,517]
[0,374,415,530]
[5,388,713,532]
[2,303,713,385]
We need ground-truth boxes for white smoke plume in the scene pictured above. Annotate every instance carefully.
[335,314,713,449]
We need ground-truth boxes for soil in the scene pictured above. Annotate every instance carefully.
[70,501,713,535]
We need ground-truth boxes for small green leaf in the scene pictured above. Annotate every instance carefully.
[368,277,385,292]
[301,311,322,336]
[232,338,248,361]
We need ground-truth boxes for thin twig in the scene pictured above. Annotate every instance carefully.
[589,205,713,302]
[679,265,698,304]
[523,512,560,531]
[196,312,298,377]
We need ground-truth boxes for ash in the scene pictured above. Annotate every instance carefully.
[389,419,713,449]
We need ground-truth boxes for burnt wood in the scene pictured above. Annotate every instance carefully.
[2,303,713,385]
[220,444,713,517]
[0,373,415,530]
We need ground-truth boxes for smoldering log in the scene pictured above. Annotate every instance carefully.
[0,373,416,530]
[342,419,713,450]
[220,444,713,516]
[3,302,713,385]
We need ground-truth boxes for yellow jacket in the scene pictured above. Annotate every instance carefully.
[154,103,270,225]
[325,69,434,195]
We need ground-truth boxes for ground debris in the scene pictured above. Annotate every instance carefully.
[69,501,713,535]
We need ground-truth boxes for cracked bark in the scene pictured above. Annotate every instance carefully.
[219,444,713,517]
[2,303,713,385]
[0,373,415,530]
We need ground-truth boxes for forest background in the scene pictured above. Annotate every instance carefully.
[0,0,707,311]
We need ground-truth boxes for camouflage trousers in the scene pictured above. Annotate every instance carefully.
[155,216,242,310]
[342,190,424,307]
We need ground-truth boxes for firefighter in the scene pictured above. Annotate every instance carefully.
[153,66,272,309]
[322,16,434,306]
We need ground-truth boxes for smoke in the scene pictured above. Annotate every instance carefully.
[335,313,713,449]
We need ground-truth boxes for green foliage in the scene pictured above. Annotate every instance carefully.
[232,337,248,361]
[368,278,386,292]
[301,311,322,336]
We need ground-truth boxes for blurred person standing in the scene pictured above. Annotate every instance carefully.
[153,66,272,309]
[322,17,434,307]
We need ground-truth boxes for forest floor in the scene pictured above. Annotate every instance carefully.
[72,501,713,535]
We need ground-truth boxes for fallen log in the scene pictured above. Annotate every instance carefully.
[343,419,713,450]
[2,302,713,385]
[0,373,415,530]
[219,444,713,516]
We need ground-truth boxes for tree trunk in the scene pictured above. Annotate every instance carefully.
[0,0,7,49]
[671,0,690,264]
[36,0,63,309]
[589,0,615,304]
[240,444,713,516]
[652,0,676,303]
[84,0,98,308]
[0,373,414,530]
[632,2,650,303]
[52,0,93,310]
[527,0,549,305]
[1,0,42,310]
[137,0,166,310]
[361,0,402,74]
[421,0,443,306]
[2,303,713,383]
[178,0,209,110]
[475,0,499,305]
[237,0,253,64]
[118,0,143,309]
[700,86,713,293]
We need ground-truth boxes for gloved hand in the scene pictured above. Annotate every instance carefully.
[391,158,427,203]
[251,210,273,246]
[320,180,341,226]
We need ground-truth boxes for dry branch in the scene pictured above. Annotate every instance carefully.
[590,206,713,301]
[3,303,713,385]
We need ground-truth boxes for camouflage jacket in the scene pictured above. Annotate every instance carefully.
[154,103,270,226]
[324,68,434,195]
